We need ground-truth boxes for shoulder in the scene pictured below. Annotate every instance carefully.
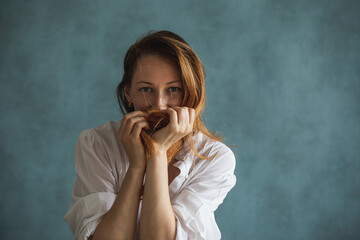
[74,120,126,171]
[192,132,236,174]
[78,121,121,145]
[75,121,123,159]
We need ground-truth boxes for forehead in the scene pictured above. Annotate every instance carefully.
[132,54,181,85]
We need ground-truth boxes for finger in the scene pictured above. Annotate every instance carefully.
[172,106,185,124]
[174,107,189,132]
[119,111,147,137]
[125,117,148,136]
[132,121,149,138]
[183,107,190,128]
[165,108,178,128]
[120,116,146,140]
[188,108,196,133]
[188,107,195,126]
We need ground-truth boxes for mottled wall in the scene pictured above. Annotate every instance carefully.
[1,0,359,239]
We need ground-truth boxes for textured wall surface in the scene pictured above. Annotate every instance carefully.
[1,0,359,239]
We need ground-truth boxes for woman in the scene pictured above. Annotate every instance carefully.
[64,30,236,240]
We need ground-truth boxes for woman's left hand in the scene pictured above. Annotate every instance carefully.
[151,107,195,154]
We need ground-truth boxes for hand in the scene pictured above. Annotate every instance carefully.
[152,107,195,154]
[118,111,149,171]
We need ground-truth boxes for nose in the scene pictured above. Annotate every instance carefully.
[153,92,168,110]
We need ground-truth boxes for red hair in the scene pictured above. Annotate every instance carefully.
[116,30,222,163]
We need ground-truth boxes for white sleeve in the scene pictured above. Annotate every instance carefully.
[64,129,118,240]
[171,145,237,240]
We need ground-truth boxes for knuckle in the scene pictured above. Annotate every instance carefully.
[118,133,123,140]
[134,121,144,128]
[129,136,137,143]
[129,118,137,125]
[182,126,188,132]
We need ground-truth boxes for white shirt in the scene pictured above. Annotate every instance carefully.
[64,120,236,240]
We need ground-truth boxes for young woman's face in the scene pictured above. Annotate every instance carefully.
[125,54,183,111]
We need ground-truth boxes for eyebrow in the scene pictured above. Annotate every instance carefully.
[136,80,182,85]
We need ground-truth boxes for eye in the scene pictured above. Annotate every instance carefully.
[140,87,151,93]
[168,87,181,92]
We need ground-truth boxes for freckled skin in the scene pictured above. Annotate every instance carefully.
[125,54,183,111]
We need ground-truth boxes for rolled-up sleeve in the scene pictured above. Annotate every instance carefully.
[172,145,237,240]
[64,129,118,240]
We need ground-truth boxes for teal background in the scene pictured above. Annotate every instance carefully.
[1,0,360,239]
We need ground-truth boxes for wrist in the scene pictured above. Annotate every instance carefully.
[147,149,168,166]
[128,164,146,175]
[150,147,167,158]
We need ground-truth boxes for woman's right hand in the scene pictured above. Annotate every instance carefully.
[117,111,149,171]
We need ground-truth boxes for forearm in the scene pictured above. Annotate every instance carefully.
[140,152,176,240]
[92,167,145,240]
